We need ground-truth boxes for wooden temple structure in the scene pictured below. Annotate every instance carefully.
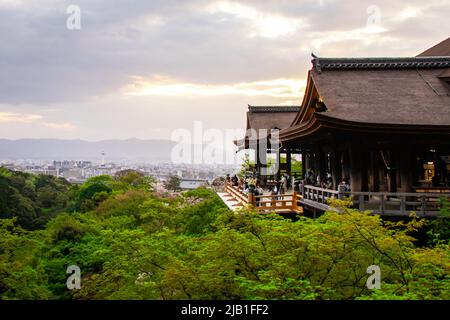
[235,105,300,184]
[232,38,450,216]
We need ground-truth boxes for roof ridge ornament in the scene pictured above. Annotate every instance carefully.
[311,52,321,73]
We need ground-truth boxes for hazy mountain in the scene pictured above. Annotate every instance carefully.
[0,138,177,161]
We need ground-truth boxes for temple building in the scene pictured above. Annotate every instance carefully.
[280,38,450,194]
[233,38,450,216]
[235,105,300,183]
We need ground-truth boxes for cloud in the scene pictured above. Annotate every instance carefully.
[310,25,391,51]
[122,75,306,99]
[0,112,43,123]
[0,0,449,140]
[0,0,26,8]
[42,122,77,130]
[0,111,76,130]
[206,1,307,38]
[2,0,449,106]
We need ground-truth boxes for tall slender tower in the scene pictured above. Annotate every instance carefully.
[101,152,105,167]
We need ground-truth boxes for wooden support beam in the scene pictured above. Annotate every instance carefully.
[349,145,362,192]
[331,149,341,189]
[398,145,413,192]
[286,149,292,176]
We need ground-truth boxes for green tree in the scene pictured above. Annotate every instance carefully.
[164,175,181,192]
[114,170,156,192]
[0,219,51,299]
[0,167,72,230]
[427,198,450,245]
[1,168,448,300]
[70,178,113,213]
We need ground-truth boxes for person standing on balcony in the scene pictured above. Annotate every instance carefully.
[231,174,238,186]
[285,173,291,189]
[255,185,264,207]
[269,185,277,207]
[280,175,287,198]
[305,168,315,185]
[339,179,350,192]
[275,179,281,200]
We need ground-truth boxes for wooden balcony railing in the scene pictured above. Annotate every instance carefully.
[346,191,449,216]
[224,183,449,217]
[224,183,303,214]
[300,184,450,217]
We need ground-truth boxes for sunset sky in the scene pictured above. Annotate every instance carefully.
[0,0,449,141]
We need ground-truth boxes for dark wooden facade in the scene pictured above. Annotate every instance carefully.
[280,51,450,193]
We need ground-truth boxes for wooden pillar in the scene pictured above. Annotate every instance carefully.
[398,145,413,192]
[331,148,341,189]
[378,150,388,192]
[276,147,281,179]
[342,149,350,183]
[311,150,317,183]
[256,142,261,176]
[434,147,446,184]
[315,145,324,184]
[388,148,397,192]
[300,150,305,180]
[361,148,369,192]
[304,151,310,179]
[286,149,292,176]
[257,140,267,181]
[368,151,374,192]
[371,150,380,192]
[412,147,420,187]
[349,144,362,192]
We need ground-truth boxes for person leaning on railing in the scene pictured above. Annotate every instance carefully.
[339,179,351,192]
[254,185,264,207]
[243,180,249,194]
[231,174,239,187]
[305,168,316,186]
[269,185,277,207]
[273,179,281,200]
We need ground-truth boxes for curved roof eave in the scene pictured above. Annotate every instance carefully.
[281,112,450,143]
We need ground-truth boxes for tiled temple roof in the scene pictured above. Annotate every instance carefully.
[418,37,450,57]
[312,56,450,73]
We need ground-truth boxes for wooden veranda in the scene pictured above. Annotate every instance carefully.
[218,183,303,214]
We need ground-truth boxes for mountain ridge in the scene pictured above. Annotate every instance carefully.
[0,138,176,161]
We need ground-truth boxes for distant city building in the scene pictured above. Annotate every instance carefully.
[180,179,208,190]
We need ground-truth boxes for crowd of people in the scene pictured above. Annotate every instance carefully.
[303,168,351,192]
[226,173,292,206]
[226,168,351,197]
[227,174,265,197]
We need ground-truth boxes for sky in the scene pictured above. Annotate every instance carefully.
[0,0,449,142]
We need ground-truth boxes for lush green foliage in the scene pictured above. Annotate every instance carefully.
[0,168,72,230]
[0,168,448,300]
[291,158,302,174]
[427,198,450,246]
[164,175,181,192]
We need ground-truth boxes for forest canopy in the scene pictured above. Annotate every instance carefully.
[0,167,448,300]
